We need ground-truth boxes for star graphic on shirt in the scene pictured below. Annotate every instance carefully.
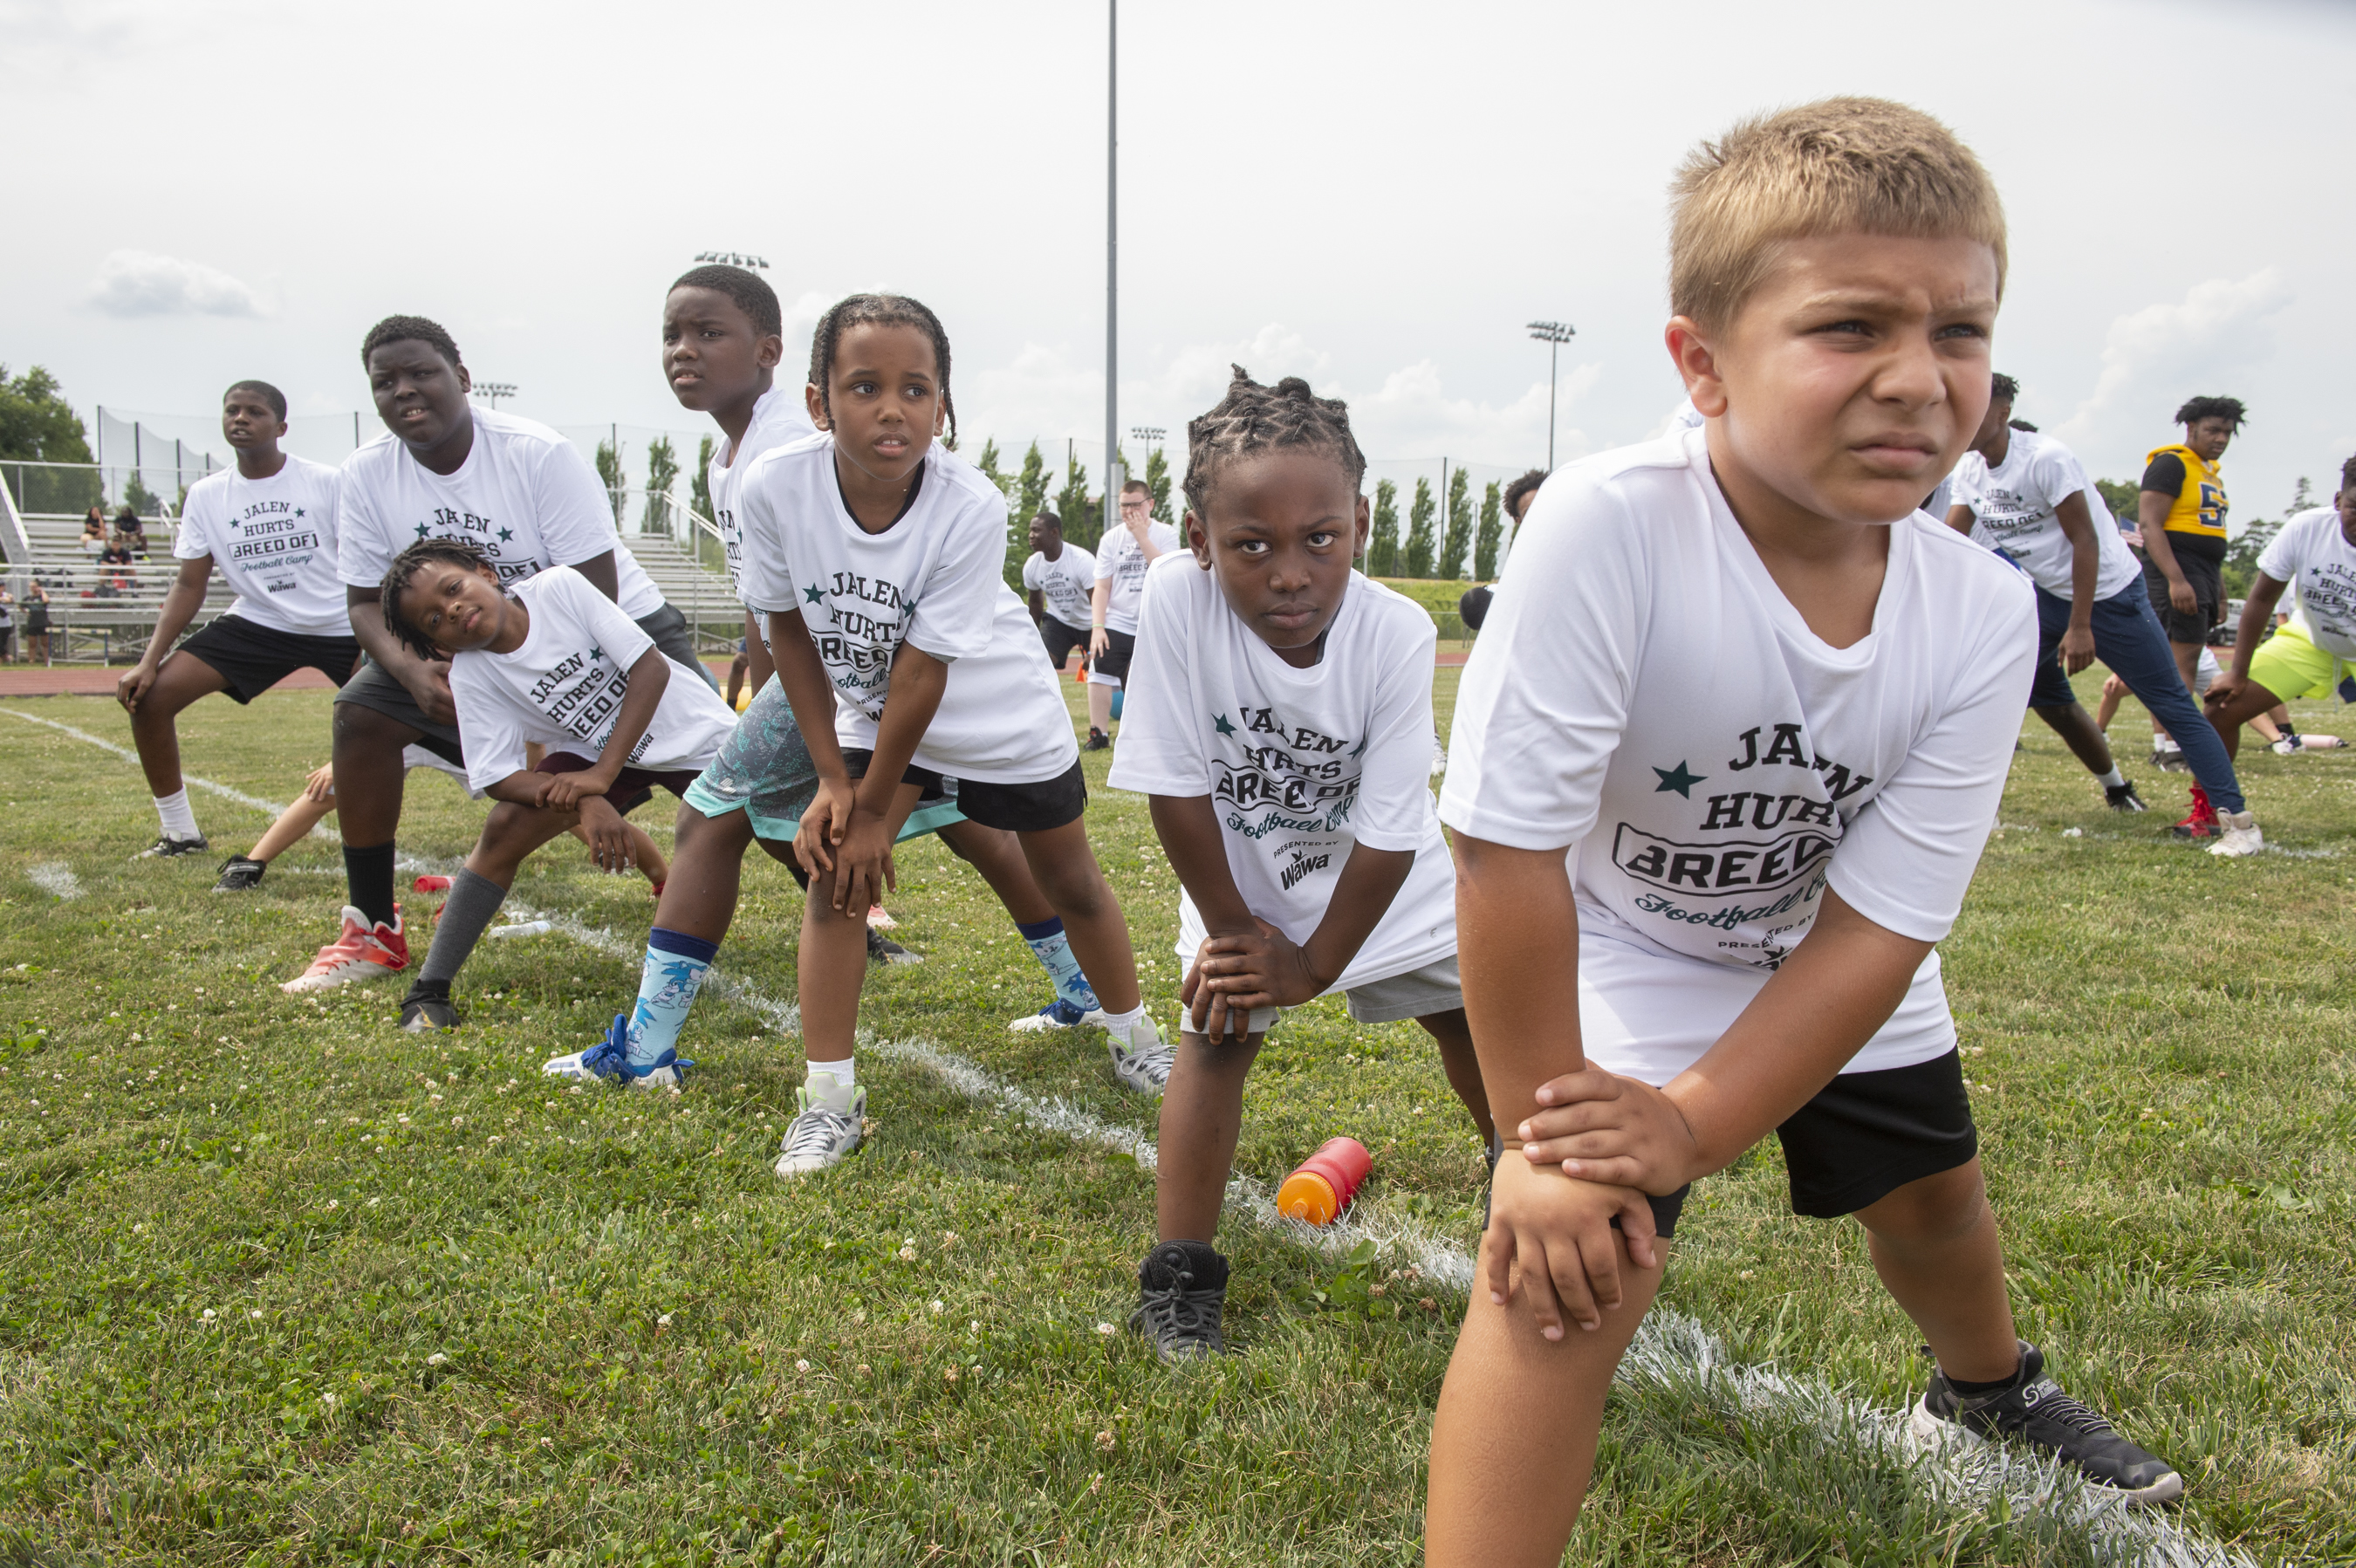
[293,508,305,518]
[414,523,431,539]
[804,583,825,606]
[1653,760,1706,797]
[497,527,514,542]
[589,646,605,663]
[1213,712,1236,736]
[1349,735,1368,758]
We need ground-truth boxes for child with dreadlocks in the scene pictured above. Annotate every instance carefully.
[377,538,737,1052]
[1108,368,1491,1360]
[736,292,1166,1176]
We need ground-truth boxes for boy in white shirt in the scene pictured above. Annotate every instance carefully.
[1021,509,1096,676]
[1109,368,1491,1361]
[288,314,696,997]
[378,539,736,1058]
[2205,461,2356,752]
[1946,375,2258,852]
[741,293,1165,1175]
[1425,99,2181,1564]
[1086,480,1180,749]
[114,381,356,861]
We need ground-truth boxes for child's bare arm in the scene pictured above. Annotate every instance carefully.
[483,770,558,808]
[544,647,669,810]
[766,607,853,876]
[1518,887,1931,1191]
[1147,794,1264,1042]
[825,646,948,915]
[1193,843,1414,1014]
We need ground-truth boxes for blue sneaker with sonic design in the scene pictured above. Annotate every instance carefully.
[542,1014,694,1092]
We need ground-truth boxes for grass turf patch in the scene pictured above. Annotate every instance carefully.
[0,671,2347,1564]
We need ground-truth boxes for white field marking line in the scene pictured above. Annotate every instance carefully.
[27,863,81,900]
[0,707,337,841]
[8,708,2255,1568]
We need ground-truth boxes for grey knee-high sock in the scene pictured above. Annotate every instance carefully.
[406,869,508,1001]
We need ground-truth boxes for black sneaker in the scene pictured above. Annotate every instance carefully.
[1911,1340,2182,1503]
[1084,727,1111,752]
[213,855,267,891]
[866,928,921,966]
[399,981,459,1033]
[141,833,210,859]
[2104,779,2148,812]
[1134,1240,1229,1362]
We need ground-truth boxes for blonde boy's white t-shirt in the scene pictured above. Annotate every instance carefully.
[1094,521,1182,633]
[707,384,819,614]
[1442,426,2036,1085]
[174,456,350,635]
[1109,556,1455,990]
[736,439,1079,784]
[1949,428,2141,601]
[447,566,736,793]
[1023,544,1099,632]
[338,407,662,619]
[2257,507,2356,658]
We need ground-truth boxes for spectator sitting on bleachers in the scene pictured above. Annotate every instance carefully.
[79,510,107,565]
[114,507,149,559]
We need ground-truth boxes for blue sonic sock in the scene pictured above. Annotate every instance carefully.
[627,928,720,1065]
[1017,915,1099,1013]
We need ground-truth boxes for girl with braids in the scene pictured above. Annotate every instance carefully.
[1108,367,1490,1360]
[736,293,1168,1177]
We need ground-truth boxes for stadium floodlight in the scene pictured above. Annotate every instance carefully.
[693,250,770,270]
[476,381,518,409]
[1527,319,1577,469]
[1130,426,1165,446]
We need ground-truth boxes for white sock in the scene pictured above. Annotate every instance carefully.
[808,1057,856,1089]
[2097,766,2126,789]
[1097,1003,1146,1036]
[153,789,199,840]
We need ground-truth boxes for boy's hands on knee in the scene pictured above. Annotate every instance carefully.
[542,764,615,811]
[1482,1156,1660,1339]
[828,808,898,915]
[576,797,634,874]
[1517,1069,1702,1195]
[1180,942,1255,1045]
[794,777,854,879]
[1186,918,1321,1038]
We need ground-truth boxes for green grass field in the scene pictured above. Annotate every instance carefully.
[0,669,2351,1565]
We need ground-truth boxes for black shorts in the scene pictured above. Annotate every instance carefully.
[839,747,949,803]
[1090,627,1137,687]
[2143,544,2223,644]
[536,750,697,819]
[175,615,362,704]
[844,749,1087,835]
[1039,615,1090,673]
[1622,1049,1978,1240]
[335,597,700,768]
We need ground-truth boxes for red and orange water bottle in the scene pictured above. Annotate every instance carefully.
[1277,1136,1372,1226]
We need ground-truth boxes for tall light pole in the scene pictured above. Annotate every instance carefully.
[1104,0,1121,524]
[476,381,517,411]
[1527,319,1576,470]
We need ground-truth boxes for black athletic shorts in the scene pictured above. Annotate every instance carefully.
[839,747,949,802]
[2143,544,2223,645]
[1039,615,1090,673]
[176,615,362,704]
[335,597,702,768]
[1614,1049,1978,1241]
[1090,626,1137,687]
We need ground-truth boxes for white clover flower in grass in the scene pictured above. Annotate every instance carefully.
[250,1310,264,1320]
[1095,1322,1115,1336]
[929,1300,944,1314]
[425,1352,449,1366]
[795,1359,811,1373]
[200,1308,216,1321]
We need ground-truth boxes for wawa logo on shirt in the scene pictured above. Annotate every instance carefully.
[805,572,914,709]
[1611,723,1873,948]
[415,507,532,582]
[1210,706,1364,839]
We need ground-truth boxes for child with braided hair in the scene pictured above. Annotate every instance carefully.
[1109,367,1491,1360]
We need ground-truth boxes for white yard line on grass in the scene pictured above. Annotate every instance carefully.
[1,702,2257,1568]
[27,862,81,900]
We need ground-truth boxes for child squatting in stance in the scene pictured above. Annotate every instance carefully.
[1423,99,2181,1567]
[1109,368,1492,1359]
[380,538,737,1058]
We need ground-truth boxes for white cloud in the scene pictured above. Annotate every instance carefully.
[2057,269,2291,461]
[85,250,264,318]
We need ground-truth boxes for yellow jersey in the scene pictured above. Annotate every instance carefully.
[2144,443,2227,540]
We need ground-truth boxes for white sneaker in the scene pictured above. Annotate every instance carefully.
[1105,1012,1175,1095]
[2209,811,2264,858]
[2271,736,2305,755]
[281,907,408,994]
[1010,998,1092,1032]
[773,1071,866,1176]
[540,1017,692,1092]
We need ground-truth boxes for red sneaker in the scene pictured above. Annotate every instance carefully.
[281,906,409,993]
[2170,784,2217,840]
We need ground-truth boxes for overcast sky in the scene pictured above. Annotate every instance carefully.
[5,0,2352,520]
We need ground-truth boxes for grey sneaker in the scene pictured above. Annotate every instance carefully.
[213,855,267,891]
[141,834,209,859]
[1134,1240,1229,1362]
[1104,1012,1175,1095]
[1910,1340,2182,1503]
[773,1071,866,1177]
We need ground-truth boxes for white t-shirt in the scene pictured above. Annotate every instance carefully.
[736,440,1079,784]
[1109,555,1455,990]
[338,407,662,619]
[174,456,350,636]
[447,566,736,794]
[707,384,819,612]
[1442,426,2035,1085]
[1949,428,2141,602]
[1093,521,1182,634]
[2257,507,2356,659]
[1023,544,1099,632]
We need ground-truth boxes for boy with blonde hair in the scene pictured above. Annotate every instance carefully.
[1425,99,2179,1565]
